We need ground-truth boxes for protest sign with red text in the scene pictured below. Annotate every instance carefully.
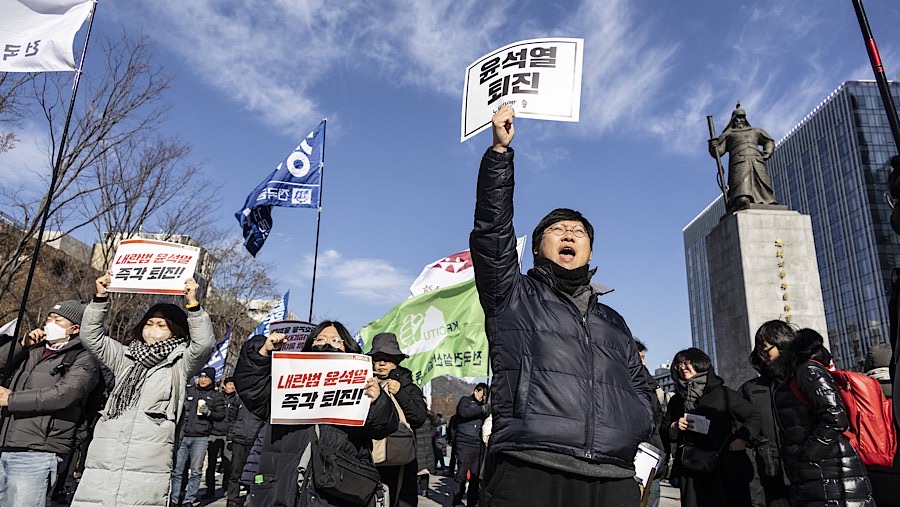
[268,320,316,351]
[270,352,373,426]
[106,239,200,295]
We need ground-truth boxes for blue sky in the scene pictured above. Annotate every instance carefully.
[4,0,900,372]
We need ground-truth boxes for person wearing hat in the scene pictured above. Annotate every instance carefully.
[71,272,215,507]
[170,366,225,506]
[469,106,655,506]
[0,299,100,507]
[368,332,427,507]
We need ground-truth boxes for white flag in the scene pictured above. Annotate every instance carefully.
[409,236,526,296]
[0,0,93,72]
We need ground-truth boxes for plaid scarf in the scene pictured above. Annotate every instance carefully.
[105,336,186,419]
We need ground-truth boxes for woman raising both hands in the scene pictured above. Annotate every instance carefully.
[71,270,216,507]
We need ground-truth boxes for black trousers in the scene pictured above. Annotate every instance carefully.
[377,460,419,507]
[481,454,640,507]
[206,436,231,494]
[453,444,483,506]
[227,441,252,506]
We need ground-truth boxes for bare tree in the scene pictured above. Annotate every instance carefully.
[0,32,217,315]
[0,72,36,153]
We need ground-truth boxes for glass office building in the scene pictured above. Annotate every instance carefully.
[767,80,900,369]
[684,81,900,371]
[682,195,725,371]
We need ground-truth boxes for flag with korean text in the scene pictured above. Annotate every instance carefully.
[360,278,487,388]
[409,237,527,296]
[235,120,325,256]
[253,291,290,337]
[0,0,93,72]
[204,323,232,379]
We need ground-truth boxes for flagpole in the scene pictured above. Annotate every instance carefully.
[3,0,99,387]
[308,118,327,322]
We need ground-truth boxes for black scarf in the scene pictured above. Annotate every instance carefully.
[105,336,186,419]
[531,257,595,296]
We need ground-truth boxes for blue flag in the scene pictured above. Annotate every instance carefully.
[204,324,232,379]
[254,291,290,336]
[236,121,325,256]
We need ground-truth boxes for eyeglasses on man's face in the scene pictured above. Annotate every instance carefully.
[545,224,587,238]
[757,344,776,358]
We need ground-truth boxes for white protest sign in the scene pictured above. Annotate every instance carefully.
[269,320,316,351]
[634,442,663,487]
[271,352,373,426]
[461,37,583,142]
[106,239,200,295]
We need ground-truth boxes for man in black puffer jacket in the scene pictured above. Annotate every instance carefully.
[171,367,225,507]
[452,383,489,506]
[471,106,655,506]
[224,384,264,507]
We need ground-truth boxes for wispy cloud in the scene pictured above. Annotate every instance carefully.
[0,121,50,188]
[565,0,680,135]
[298,249,412,304]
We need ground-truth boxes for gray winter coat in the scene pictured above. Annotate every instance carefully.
[0,336,99,455]
[71,300,215,507]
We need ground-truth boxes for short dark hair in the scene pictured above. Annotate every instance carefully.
[670,347,712,380]
[634,339,647,353]
[532,208,595,259]
[223,376,235,385]
[754,320,795,352]
[302,320,361,354]
[474,382,489,392]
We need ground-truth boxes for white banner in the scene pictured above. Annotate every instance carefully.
[0,0,93,72]
[461,37,583,142]
[270,352,373,426]
[269,320,316,351]
[106,239,200,295]
[409,237,526,296]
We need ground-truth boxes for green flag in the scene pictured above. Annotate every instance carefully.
[360,278,487,387]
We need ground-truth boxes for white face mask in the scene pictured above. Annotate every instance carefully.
[142,327,172,344]
[43,322,70,344]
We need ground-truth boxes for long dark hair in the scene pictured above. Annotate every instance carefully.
[301,320,361,354]
[128,303,189,344]
[670,347,712,381]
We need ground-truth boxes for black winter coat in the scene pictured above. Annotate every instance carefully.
[229,392,265,445]
[180,382,225,437]
[234,335,398,507]
[469,147,654,469]
[379,366,426,430]
[663,371,761,507]
[0,337,99,455]
[211,391,237,436]
[414,412,438,474]
[453,395,488,448]
[739,376,790,505]
[772,359,874,507]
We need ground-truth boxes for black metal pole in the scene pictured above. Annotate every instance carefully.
[2,1,99,386]
[851,0,900,151]
[308,119,326,322]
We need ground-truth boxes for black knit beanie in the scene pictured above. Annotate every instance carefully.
[531,208,595,258]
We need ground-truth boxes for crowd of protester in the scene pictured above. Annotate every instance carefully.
[0,106,897,507]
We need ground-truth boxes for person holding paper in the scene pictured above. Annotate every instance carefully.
[663,347,761,507]
[71,272,216,507]
[233,321,398,507]
[470,105,655,506]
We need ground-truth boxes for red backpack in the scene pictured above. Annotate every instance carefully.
[790,364,896,468]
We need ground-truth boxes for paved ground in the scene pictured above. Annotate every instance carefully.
[57,468,682,506]
[197,472,682,507]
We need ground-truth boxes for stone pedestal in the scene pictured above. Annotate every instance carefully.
[706,208,828,388]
